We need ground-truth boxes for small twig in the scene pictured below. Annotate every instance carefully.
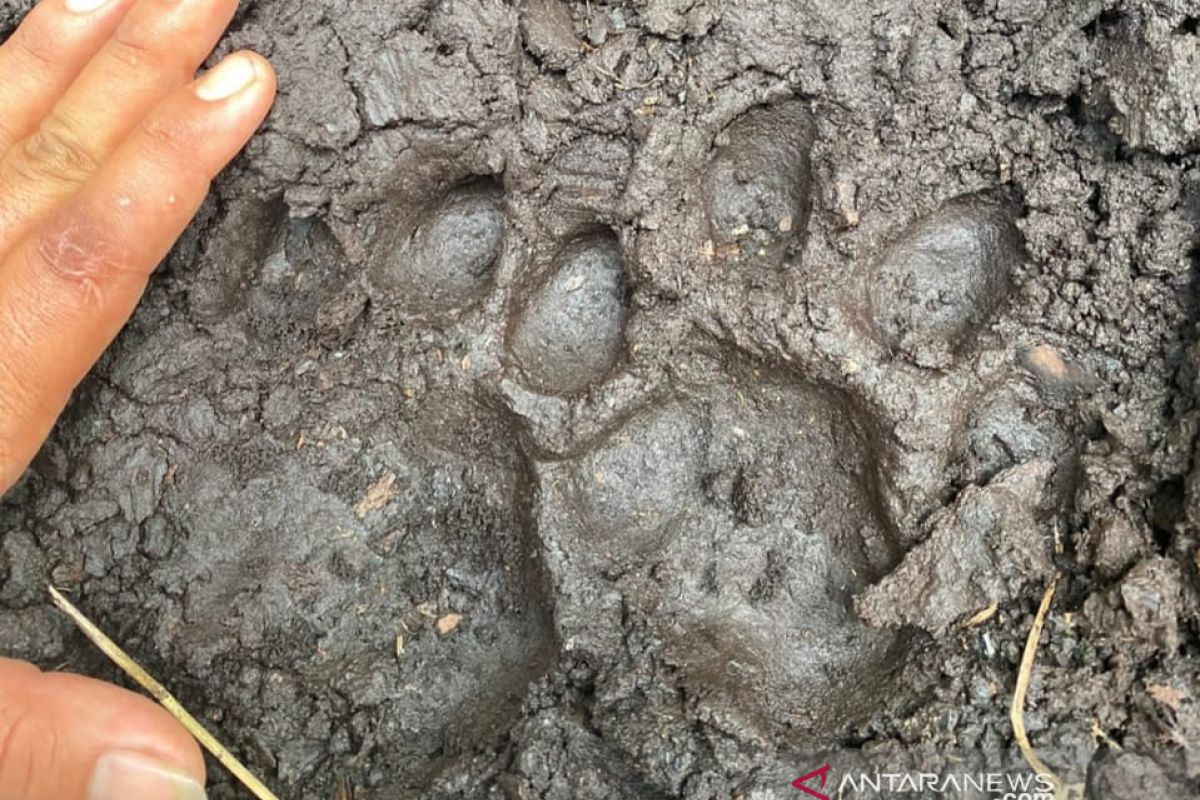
[1090,718,1122,751]
[333,775,356,800]
[1011,573,1085,800]
[962,601,999,628]
[48,586,280,800]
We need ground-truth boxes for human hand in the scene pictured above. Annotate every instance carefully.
[0,0,276,797]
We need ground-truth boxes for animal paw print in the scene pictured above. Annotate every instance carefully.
[472,101,904,741]
[506,231,629,395]
[173,96,1055,793]
[498,96,1053,750]
[867,191,1024,368]
[528,374,906,738]
[168,166,562,795]
[371,177,505,314]
[703,99,814,266]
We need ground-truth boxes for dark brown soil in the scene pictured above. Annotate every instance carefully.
[2,0,1199,797]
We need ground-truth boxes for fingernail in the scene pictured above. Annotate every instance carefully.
[65,0,113,13]
[88,751,206,800]
[195,54,259,102]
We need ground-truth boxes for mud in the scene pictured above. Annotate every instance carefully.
[2,0,1200,798]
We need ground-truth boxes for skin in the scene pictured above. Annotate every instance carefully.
[0,0,276,796]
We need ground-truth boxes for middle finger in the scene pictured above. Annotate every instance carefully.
[0,0,240,247]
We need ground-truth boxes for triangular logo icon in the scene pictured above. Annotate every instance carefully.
[791,763,832,799]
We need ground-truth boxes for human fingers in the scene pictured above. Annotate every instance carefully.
[0,657,206,799]
[0,50,276,493]
[0,0,242,246]
[0,0,137,155]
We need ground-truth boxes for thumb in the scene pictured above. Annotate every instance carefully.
[0,658,206,799]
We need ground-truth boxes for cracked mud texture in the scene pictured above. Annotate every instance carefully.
[3,0,1200,798]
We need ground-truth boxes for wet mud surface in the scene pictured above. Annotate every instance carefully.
[3,0,1200,797]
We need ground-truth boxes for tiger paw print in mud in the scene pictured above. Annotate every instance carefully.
[497,105,907,738]
[168,97,1067,797]
[163,161,561,797]
[495,95,1073,761]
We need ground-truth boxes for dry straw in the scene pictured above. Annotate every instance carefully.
[1010,573,1085,800]
[48,585,280,800]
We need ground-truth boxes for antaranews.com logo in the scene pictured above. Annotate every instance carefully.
[792,763,1055,800]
